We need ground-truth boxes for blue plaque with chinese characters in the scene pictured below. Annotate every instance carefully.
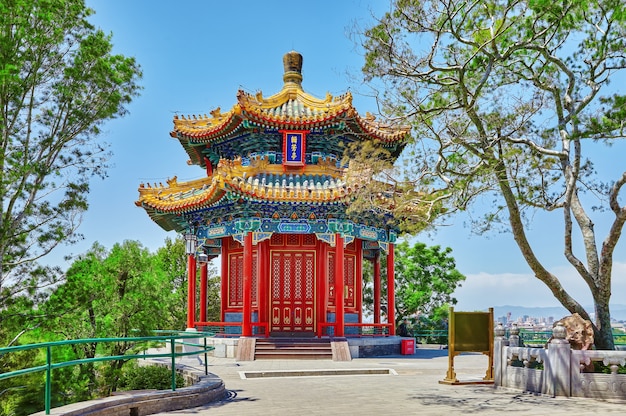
[281,130,307,166]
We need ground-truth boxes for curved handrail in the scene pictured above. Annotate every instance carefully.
[0,331,215,415]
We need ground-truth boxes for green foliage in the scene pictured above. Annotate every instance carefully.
[39,240,182,393]
[0,236,218,414]
[510,358,543,370]
[363,240,465,326]
[593,361,626,375]
[343,140,446,235]
[393,241,465,321]
[411,305,450,344]
[154,237,221,328]
[0,347,37,416]
[359,0,626,350]
[119,362,185,391]
[0,0,142,307]
[10,366,90,416]
[0,333,90,416]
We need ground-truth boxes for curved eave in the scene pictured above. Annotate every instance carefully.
[172,106,410,148]
[169,85,354,140]
[241,106,352,131]
[171,101,353,142]
[171,106,241,139]
[238,85,353,112]
[141,208,184,232]
[136,174,359,217]
[218,156,344,180]
[169,87,411,167]
[222,176,358,205]
[136,176,226,214]
[350,114,411,143]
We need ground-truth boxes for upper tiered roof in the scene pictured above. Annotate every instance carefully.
[170,51,410,168]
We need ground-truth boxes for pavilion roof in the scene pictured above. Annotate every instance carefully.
[136,156,361,231]
[170,51,410,167]
[137,52,413,233]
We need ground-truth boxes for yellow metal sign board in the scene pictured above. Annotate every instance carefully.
[439,307,494,385]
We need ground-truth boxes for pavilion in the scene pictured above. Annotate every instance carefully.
[136,51,410,343]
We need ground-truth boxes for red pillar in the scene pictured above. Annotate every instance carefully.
[373,253,381,324]
[317,241,328,337]
[334,233,344,337]
[387,243,396,335]
[355,238,363,322]
[258,240,268,331]
[242,232,253,336]
[220,238,228,322]
[199,261,208,323]
[186,254,197,330]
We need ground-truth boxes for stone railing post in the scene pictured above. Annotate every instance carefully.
[546,322,571,397]
[493,322,509,387]
[508,323,520,347]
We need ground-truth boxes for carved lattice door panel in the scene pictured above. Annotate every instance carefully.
[227,252,257,308]
[327,252,356,308]
[270,250,315,332]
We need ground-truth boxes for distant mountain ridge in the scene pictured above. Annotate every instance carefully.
[491,305,626,322]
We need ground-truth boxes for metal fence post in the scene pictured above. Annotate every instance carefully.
[45,346,52,415]
[204,337,208,375]
[170,337,177,391]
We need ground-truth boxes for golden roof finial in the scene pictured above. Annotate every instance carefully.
[283,50,303,87]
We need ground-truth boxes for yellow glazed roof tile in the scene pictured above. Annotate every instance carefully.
[170,51,409,144]
[136,157,360,214]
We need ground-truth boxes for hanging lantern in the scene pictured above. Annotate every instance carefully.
[184,233,198,255]
[197,252,209,264]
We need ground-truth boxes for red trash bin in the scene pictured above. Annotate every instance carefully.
[401,338,415,355]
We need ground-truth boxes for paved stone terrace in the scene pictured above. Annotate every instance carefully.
[151,348,626,416]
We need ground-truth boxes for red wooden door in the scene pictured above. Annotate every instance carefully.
[270,250,315,333]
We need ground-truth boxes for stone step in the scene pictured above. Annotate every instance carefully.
[254,338,333,360]
[255,343,332,350]
[254,351,333,360]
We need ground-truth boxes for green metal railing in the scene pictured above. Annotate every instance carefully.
[0,331,214,415]
[613,333,626,346]
[412,329,448,344]
[409,329,626,347]
[514,329,626,346]
[517,330,626,346]
[518,330,552,345]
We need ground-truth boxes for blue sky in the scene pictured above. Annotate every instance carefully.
[55,0,626,312]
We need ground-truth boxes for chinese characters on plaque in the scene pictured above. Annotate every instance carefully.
[281,130,307,167]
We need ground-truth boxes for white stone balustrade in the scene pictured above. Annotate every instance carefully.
[494,322,626,399]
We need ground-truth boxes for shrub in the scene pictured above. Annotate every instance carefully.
[119,363,185,391]
[593,361,626,375]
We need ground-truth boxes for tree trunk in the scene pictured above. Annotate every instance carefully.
[495,161,617,349]
[593,295,615,350]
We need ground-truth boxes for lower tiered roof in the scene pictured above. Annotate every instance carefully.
[136,154,368,232]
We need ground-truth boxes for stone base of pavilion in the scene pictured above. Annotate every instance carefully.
[187,336,411,360]
[347,336,407,358]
